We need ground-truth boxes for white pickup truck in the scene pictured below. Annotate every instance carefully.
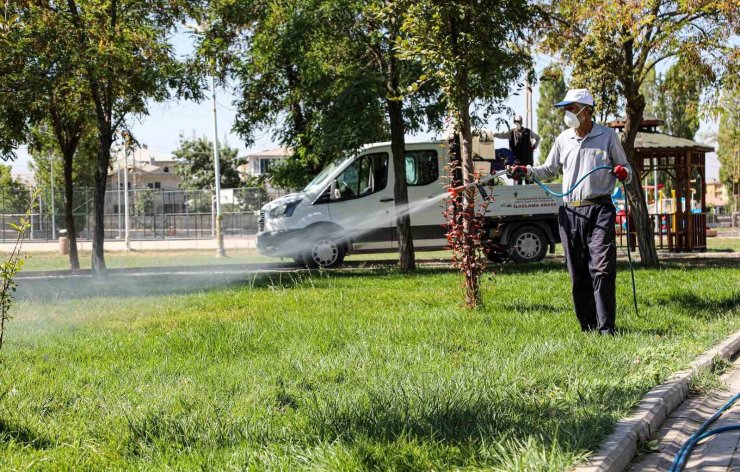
[256,139,564,267]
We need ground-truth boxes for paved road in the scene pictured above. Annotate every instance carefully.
[631,357,740,471]
[13,258,454,280]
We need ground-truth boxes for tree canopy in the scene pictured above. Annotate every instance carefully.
[641,53,713,140]
[536,64,568,160]
[174,136,241,190]
[0,165,28,214]
[199,0,388,189]
[717,85,740,209]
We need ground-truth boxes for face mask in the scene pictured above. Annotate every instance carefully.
[564,106,585,128]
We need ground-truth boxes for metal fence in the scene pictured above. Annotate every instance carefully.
[0,187,271,242]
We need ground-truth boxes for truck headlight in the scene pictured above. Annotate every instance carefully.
[269,200,301,218]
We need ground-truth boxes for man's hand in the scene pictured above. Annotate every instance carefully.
[506,165,529,182]
[613,165,628,182]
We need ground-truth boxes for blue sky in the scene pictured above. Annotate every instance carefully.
[8,31,721,180]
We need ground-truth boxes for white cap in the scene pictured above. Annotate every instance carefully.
[513,114,523,123]
[554,88,594,107]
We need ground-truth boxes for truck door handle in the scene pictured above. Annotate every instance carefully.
[379,198,394,202]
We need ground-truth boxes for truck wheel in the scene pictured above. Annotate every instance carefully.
[509,225,547,263]
[304,238,346,268]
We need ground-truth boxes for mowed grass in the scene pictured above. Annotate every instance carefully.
[0,261,739,470]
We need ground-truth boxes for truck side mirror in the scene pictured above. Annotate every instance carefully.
[330,179,340,200]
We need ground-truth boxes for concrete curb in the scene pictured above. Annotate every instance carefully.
[575,329,740,472]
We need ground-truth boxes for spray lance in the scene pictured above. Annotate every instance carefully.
[446,169,509,200]
[446,164,640,318]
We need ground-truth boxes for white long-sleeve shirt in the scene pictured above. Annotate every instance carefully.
[528,123,632,203]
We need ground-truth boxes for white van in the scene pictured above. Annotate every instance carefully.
[256,140,564,267]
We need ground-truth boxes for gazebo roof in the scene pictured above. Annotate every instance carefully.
[608,115,665,129]
[629,132,714,153]
[608,115,714,152]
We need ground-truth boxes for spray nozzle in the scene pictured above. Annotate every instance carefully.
[447,186,464,198]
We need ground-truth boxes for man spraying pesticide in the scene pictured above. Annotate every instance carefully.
[507,89,632,335]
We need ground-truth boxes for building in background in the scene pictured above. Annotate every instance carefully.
[238,147,291,179]
[107,146,181,191]
[238,147,292,200]
[707,180,730,212]
[107,146,186,215]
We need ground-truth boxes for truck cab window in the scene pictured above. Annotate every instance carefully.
[405,150,439,186]
[335,152,388,200]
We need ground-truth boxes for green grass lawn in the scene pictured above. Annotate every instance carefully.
[0,260,738,470]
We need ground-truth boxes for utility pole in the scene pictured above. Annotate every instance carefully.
[211,74,226,257]
[184,20,226,257]
[123,145,131,252]
[525,82,533,131]
[117,163,122,239]
[49,153,56,239]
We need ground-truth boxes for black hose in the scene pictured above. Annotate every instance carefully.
[623,183,639,318]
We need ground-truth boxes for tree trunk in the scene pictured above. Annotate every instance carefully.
[620,39,660,267]
[386,56,415,272]
[622,89,660,267]
[91,133,112,274]
[458,98,480,307]
[62,148,80,271]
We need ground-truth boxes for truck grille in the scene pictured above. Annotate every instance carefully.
[258,210,265,232]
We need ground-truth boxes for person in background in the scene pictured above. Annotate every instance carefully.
[494,115,541,184]
[507,88,632,335]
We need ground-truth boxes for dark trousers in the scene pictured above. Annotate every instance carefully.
[558,202,617,333]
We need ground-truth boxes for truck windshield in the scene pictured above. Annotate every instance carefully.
[303,161,340,193]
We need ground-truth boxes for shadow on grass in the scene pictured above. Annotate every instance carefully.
[0,419,52,449]
[648,290,740,317]
[302,384,642,466]
[615,326,676,337]
[500,301,566,313]
[120,381,636,467]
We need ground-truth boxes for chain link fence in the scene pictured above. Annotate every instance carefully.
[0,187,270,242]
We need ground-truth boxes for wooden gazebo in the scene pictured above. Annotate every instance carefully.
[608,117,714,252]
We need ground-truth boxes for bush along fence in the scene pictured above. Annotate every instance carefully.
[0,186,275,242]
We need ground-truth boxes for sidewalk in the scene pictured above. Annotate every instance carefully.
[630,357,740,471]
[0,236,256,253]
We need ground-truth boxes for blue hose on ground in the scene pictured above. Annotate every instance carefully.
[669,393,740,471]
[528,166,640,319]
